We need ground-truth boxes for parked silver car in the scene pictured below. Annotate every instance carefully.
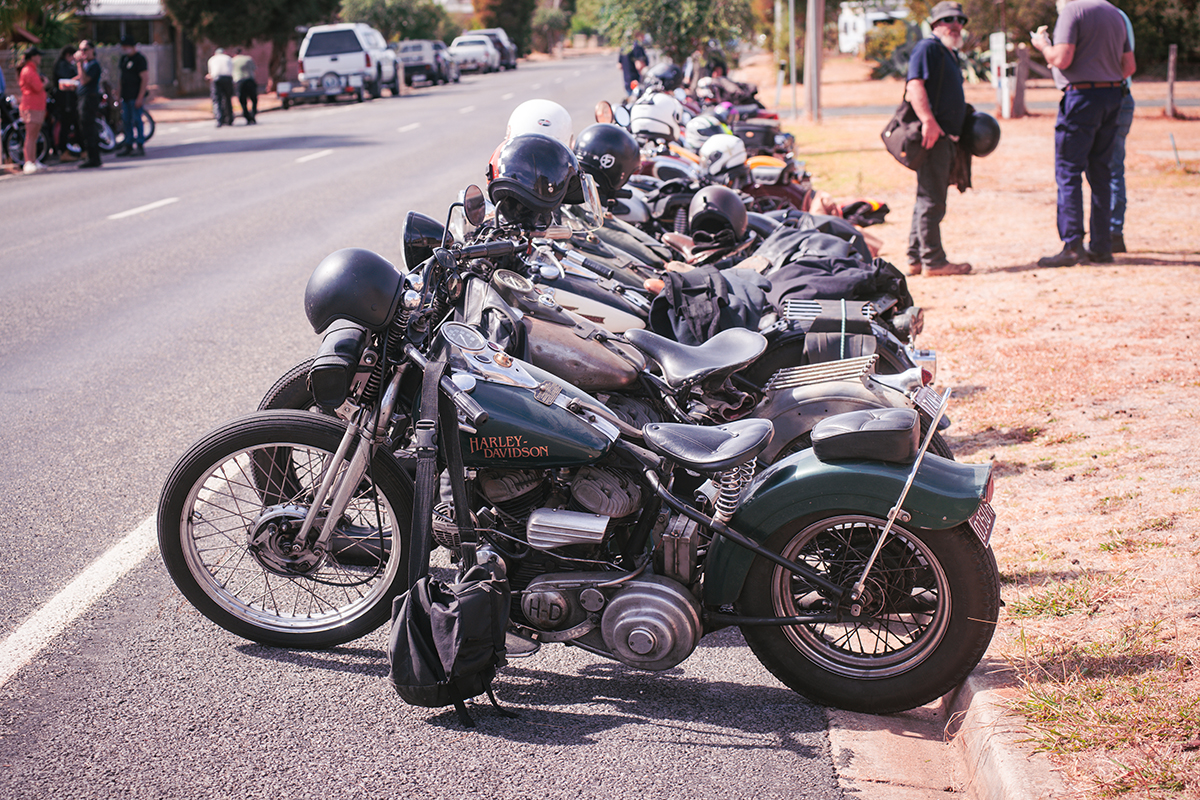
[448,35,501,73]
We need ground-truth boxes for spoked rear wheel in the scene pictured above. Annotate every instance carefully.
[157,411,413,648]
[737,514,998,713]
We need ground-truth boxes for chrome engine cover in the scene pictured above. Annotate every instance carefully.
[601,575,702,671]
[571,465,643,518]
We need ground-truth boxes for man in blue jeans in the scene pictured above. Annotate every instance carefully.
[1033,0,1135,267]
[1108,9,1135,254]
[117,35,149,157]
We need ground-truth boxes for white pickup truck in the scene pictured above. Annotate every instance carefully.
[280,23,400,107]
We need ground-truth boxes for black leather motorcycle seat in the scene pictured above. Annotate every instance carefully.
[811,408,919,464]
[624,327,768,389]
[643,418,775,472]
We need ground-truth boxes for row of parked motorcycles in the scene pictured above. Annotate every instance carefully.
[156,72,1001,717]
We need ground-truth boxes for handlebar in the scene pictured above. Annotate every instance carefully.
[403,344,489,426]
[458,239,517,261]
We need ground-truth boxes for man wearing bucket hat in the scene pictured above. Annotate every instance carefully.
[1033,0,1135,267]
[904,1,972,277]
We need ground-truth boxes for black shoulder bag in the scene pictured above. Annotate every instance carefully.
[881,51,947,171]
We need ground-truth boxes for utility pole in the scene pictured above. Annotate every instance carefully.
[804,0,823,122]
[789,0,798,118]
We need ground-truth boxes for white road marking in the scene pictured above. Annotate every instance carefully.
[501,93,514,100]
[0,517,156,688]
[554,77,564,84]
[398,122,421,133]
[107,197,179,220]
[531,83,542,90]
[459,105,476,114]
[181,136,211,145]
[296,149,334,163]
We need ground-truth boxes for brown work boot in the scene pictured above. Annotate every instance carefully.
[908,262,922,276]
[924,261,972,276]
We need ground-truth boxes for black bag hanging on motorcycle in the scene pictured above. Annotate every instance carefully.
[387,561,511,727]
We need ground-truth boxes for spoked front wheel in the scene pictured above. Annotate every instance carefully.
[157,411,413,648]
[738,514,998,713]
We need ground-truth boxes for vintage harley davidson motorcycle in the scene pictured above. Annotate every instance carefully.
[157,186,999,714]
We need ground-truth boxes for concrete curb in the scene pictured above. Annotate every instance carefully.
[948,664,1071,799]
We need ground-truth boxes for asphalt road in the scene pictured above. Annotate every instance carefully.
[0,55,847,800]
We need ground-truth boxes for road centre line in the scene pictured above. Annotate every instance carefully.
[296,149,334,163]
[398,122,421,133]
[0,516,156,689]
[107,197,179,220]
[501,93,514,100]
[459,105,476,114]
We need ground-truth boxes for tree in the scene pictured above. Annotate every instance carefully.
[472,0,539,56]
[1,0,83,50]
[596,0,759,65]
[531,6,570,53]
[340,0,457,43]
[163,0,342,83]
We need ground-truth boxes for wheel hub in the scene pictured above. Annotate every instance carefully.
[248,505,325,576]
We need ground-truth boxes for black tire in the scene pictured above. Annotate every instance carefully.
[369,69,382,99]
[157,411,413,649]
[390,71,402,95]
[282,98,291,110]
[737,514,999,713]
[2,125,48,166]
[116,108,155,147]
[258,358,332,416]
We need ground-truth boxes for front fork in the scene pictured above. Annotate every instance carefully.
[291,367,406,555]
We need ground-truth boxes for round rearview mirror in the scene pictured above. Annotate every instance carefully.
[463,184,487,227]
[613,105,631,129]
[594,100,614,124]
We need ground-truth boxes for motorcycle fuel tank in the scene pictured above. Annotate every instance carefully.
[522,316,643,392]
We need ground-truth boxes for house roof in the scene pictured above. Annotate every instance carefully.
[82,0,166,19]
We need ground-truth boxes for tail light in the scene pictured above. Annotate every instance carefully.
[921,368,933,385]
[298,59,304,74]
[365,53,372,68]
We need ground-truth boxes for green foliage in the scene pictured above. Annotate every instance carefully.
[961,0,1198,66]
[163,0,341,49]
[340,0,457,42]
[571,0,602,37]
[863,19,908,62]
[531,7,570,52]
[0,0,84,50]
[472,0,539,56]
[596,0,759,64]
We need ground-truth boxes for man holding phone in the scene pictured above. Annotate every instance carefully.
[1033,0,1135,267]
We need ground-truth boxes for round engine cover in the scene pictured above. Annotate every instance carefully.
[601,576,702,671]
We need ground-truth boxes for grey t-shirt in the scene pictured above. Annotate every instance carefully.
[1051,0,1130,89]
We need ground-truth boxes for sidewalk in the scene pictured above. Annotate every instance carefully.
[148,92,285,124]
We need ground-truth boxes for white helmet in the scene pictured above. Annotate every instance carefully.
[629,92,683,142]
[506,99,574,147]
[684,114,730,152]
[696,76,717,101]
[699,133,747,177]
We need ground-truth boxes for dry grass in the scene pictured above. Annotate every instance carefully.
[736,52,1200,797]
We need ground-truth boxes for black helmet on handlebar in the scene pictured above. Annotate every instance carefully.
[688,184,748,239]
[304,248,406,334]
[573,123,641,202]
[488,133,586,228]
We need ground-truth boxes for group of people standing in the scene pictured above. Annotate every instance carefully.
[6,35,151,173]
[205,47,258,127]
[903,0,1136,275]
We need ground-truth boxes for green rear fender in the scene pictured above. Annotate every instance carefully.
[704,451,992,606]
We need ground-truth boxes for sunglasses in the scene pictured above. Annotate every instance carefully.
[940,16,968,25]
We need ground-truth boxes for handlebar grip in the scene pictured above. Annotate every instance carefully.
[460,239,517,260]
[580,255,614,279]
[440,375,489,426]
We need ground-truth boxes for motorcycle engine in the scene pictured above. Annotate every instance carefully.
[520,573,702,671]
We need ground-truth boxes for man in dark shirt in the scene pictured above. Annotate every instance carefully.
[1033,0,1135,266]
[74,40,103,169]
[904,2,971,276]
[117,35,149,157]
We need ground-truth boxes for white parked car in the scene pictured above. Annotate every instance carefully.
[449,35,501,74]
[293,22,399,104]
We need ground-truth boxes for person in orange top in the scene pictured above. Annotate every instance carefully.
[18,46,48,174]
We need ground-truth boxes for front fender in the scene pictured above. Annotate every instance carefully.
[756,378,909,463]
[703,450,991,606]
